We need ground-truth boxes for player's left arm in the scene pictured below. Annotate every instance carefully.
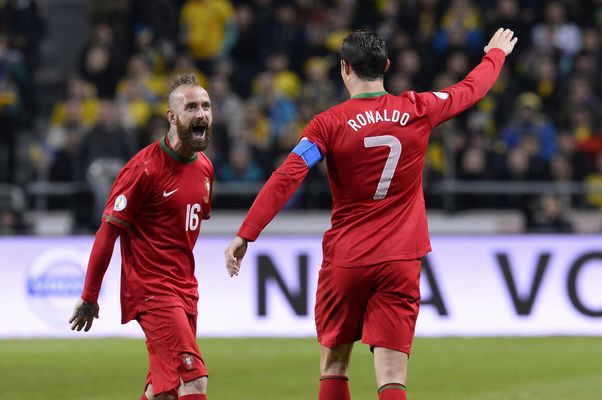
[420,28,517,127]
[225,137,323,277]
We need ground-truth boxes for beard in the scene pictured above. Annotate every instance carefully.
[176,116,212,152]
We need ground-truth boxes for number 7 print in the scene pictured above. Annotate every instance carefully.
[364,135,402,200]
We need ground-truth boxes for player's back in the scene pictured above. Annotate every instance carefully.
[307,92,433,267]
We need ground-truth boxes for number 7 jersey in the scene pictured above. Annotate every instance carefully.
[237,49,506,267]
[101,136,214,323]
[303,91,432,266]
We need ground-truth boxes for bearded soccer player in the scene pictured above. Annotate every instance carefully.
[225,29,517,399]
[69,73,214,400]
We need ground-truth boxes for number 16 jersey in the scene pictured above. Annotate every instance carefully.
[101,136,213,323]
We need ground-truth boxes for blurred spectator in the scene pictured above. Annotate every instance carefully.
[50,76,99,130]
[117,54,165,103]
[260,3,308,69]
[484,0,531,60]
[218,145,263,182]
[209,74,245,163]
[116,78,154,131]
[78,99,132,176]
[229,3,261,98]
[129,0,180,60]
[265,52,301,100]
[394,48,428,91]
[299,56,337,116]
[179,0,237,74]
[521,54,561,115]
[556,132,589,181]
[252,71,297,141]
[501,92,557,161]
[77,23,122,98]
[0,0,45,74]
[78,99,132,227]
[433,0,484,57]
[500,147,536,210]
[531,1,582,63]
[457,145,489,209]
[585,150,602,208]
[48,122,84,182]
[241,100,272,176]
[0,34,28,182]
[527,194,573,233]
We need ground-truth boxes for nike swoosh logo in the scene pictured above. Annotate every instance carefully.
[163,189,179,197]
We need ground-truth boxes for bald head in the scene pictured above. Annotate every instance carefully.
[168,73,203,109]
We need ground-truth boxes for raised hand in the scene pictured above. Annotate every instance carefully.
[484,28,518,56]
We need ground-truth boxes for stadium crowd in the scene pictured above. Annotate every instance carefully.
[1,0,602,233]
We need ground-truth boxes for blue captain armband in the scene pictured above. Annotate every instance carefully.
[292,138,323,168]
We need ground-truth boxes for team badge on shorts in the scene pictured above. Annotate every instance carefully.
[182,354,194,370]
[114,194,127,211]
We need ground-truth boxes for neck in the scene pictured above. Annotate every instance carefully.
[167,129,195,159]
[347,78,386,98]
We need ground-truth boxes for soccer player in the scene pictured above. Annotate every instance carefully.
[225,29,517,400]
[69,73,214,400]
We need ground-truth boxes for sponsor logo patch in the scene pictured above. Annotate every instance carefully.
[114,194,127,211]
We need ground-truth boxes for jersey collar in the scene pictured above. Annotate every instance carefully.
[351,91,388,99]
[160,135,198,163]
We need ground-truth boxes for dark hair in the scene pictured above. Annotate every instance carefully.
[170,73,199,92]
[341,30,388,81]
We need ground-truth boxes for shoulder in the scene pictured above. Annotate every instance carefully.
[313,101,350,125]
[399,90,443,116]
[121,142,162,178]
[197,152,215,175]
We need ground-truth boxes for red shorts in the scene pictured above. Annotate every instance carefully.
[137,306,208,395]
[315,259,421,355]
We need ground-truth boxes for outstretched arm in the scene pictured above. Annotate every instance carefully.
[69,222,121,332]
[423,28,518,127]
[225,142,320,276]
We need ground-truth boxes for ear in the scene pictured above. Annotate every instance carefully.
[341,60,351,76]
[384,59,391,73]
[166,109,176,126]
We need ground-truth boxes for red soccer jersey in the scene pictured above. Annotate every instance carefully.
[100,136,213,323]
[238,49,506,267]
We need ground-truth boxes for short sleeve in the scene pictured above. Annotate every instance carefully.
[302,113,330,157]
[101,163,152,228]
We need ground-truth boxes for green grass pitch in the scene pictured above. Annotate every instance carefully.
[1,337,601,399]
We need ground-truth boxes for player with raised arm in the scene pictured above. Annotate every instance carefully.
[69,73,214,400]
[225,29,517,400]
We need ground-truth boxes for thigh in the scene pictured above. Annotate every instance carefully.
[315,262,373,349]
[137,307,208,394]
[362,259,421,355]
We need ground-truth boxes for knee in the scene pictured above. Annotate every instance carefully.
[180,376,208,395]
[154,393,177,400]
[320,347,351,375]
